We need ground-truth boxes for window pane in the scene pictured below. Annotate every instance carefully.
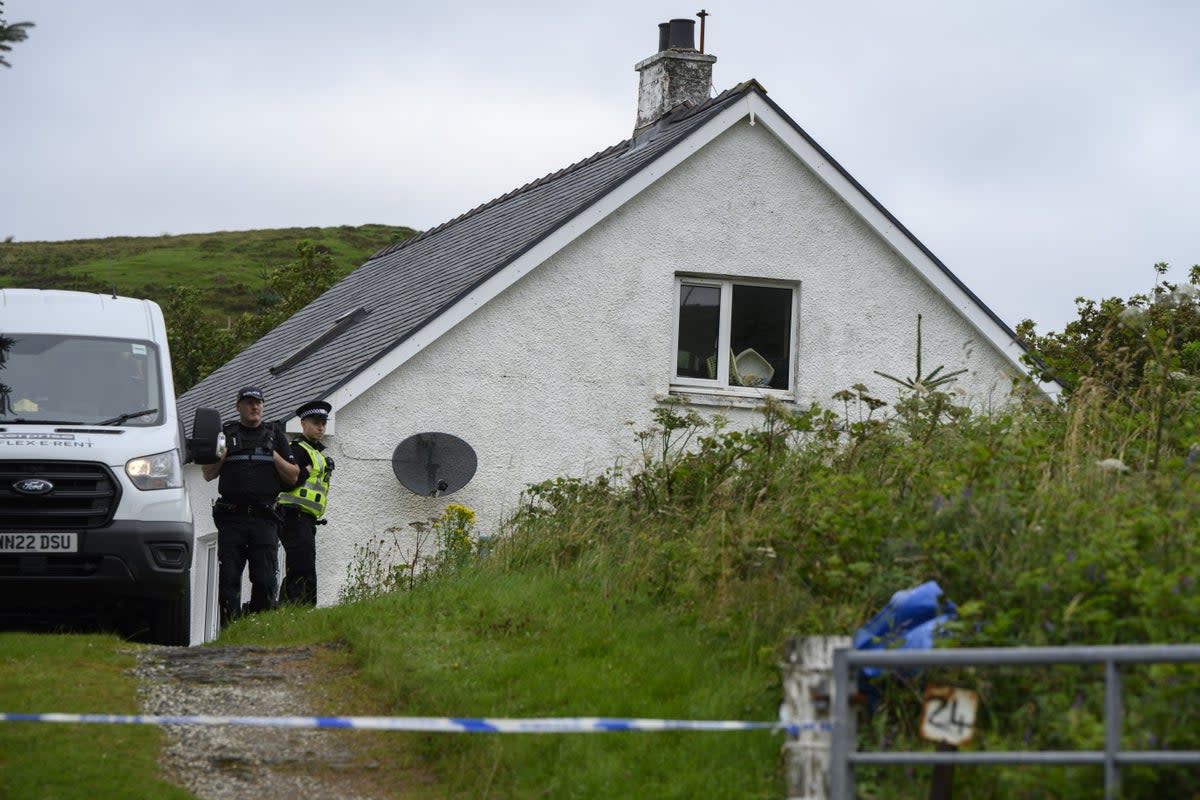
[730,285,791,389]
[676,284,720,379]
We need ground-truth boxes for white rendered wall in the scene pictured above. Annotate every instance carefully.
[319,120,1018,604]
[185,118,1021,607]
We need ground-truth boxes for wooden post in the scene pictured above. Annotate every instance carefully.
[919,684,977,800]
[929,743,956,800]
[780,636,851,800]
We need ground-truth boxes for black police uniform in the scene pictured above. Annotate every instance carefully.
[213,416,295,626]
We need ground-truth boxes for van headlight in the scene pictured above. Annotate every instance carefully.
[126,449,183,490]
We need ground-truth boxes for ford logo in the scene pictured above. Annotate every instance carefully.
[13,478,54,495]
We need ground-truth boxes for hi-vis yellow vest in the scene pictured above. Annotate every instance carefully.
[277,440,329,518]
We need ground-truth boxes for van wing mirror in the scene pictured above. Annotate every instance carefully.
[187,408,226,464]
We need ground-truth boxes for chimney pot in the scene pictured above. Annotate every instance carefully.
[633,18,717,136]
[666,18,696,50]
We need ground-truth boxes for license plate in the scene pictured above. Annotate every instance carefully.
[0,532,79,553]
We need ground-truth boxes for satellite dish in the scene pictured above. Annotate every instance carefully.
[392,432,478,497]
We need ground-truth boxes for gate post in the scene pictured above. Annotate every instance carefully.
[780,636,851,800]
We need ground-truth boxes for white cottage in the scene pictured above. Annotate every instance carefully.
[178,18,1058,609]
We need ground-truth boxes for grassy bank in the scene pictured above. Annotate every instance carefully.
[222,570,783,799]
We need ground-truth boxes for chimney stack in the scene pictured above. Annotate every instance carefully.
[633,18,717,136]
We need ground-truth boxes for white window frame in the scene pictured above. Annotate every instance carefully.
[670,275,798,398]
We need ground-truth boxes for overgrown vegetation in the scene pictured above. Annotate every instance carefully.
[339,504,481,603]
[1017,263,1200,397]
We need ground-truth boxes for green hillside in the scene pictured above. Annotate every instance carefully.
[0,224,416,320]
[0,224,419,391]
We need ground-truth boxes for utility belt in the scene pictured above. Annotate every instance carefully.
[213,498,281,521]
[280,505,328,525]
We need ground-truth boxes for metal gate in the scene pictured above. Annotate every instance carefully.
[830,644,1200,799]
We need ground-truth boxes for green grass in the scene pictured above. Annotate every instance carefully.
[0,223,415,319]
[347,570,778,798]
[219,569,783,798]
[0,632,193,800]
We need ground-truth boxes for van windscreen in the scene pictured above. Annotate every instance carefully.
[0,334,164,426]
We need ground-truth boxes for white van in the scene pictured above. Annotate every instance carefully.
[0,289,221,645]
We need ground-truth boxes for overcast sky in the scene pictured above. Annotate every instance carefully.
[3,1,1197,333]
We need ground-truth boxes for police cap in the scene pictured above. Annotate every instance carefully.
[296,399,332,421]
[237,386,265,402]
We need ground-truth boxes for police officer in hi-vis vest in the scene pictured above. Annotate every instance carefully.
[277,399,334,605]
[202,386,298,626]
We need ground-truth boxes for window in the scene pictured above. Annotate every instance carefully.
[673,277,795,392]
[0,334,163,426]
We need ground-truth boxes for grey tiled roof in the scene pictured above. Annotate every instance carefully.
[177,81,763,426]
[177,78,1035,425]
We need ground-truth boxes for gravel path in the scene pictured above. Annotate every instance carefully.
[135,644,419,800]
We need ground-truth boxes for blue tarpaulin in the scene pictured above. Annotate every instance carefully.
[853,580,957,680]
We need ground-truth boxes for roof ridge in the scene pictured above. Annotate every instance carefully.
[366,81,765,264]
[367,139,632,262]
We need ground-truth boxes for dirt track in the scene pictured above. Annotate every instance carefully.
[135,644,426,800]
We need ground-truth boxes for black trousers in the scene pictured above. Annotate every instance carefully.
[215,513,280,626]
[278,508,317,606]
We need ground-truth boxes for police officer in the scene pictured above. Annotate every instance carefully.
[201,386,298,626]
[277,399,334,605]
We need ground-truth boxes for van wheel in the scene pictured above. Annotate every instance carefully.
[151,591,190,646]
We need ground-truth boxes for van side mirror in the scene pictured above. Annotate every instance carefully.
[187,408,226,464]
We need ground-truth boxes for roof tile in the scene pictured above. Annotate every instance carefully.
[178,84,755,425]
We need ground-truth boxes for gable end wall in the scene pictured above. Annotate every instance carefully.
[309,119,1017,603]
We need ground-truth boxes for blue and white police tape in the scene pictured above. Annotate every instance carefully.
[0,712,830,736]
